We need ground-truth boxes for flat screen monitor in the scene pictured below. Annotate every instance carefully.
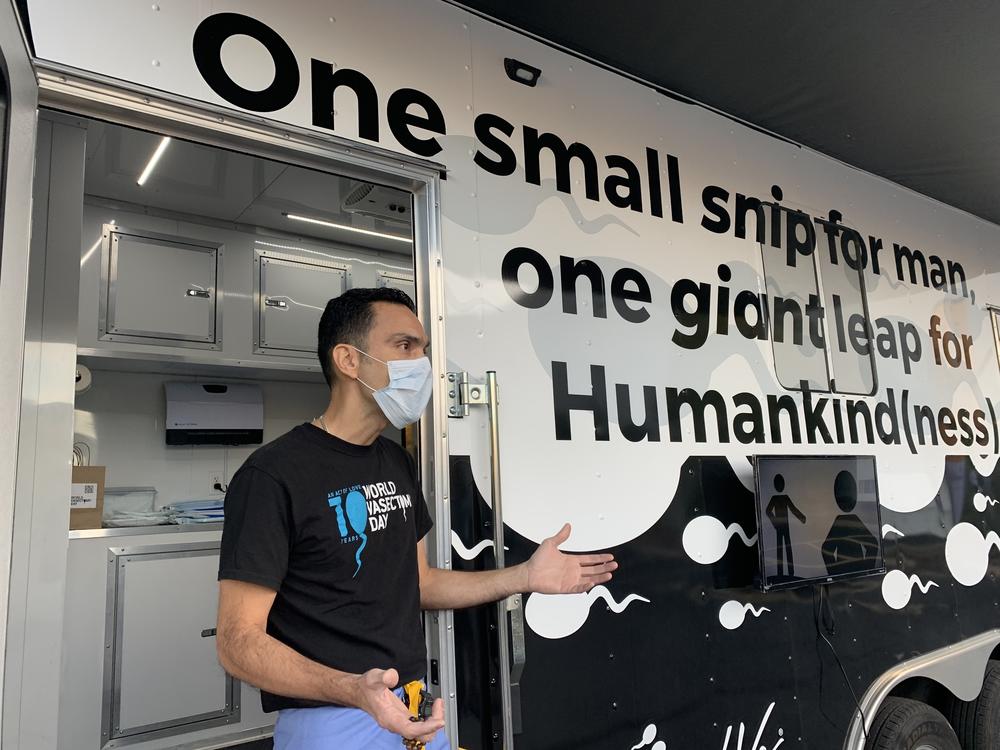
[753,455,885,591]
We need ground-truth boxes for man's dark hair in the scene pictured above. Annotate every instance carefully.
[317,287,416,387]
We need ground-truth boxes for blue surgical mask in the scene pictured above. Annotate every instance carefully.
[354,348,433,428]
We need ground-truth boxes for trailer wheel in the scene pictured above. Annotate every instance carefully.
[865,697,960,750]
[947,658,1000,749]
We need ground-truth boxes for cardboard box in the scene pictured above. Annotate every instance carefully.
[70,466,105,530]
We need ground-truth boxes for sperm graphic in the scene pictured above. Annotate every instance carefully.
[630,724,657,750]
[973,492,999,513]
[525,585,650,639]
[439,135,638,237]
[718,601,771,630]
[881,570,939,610]
[344,490,368,577]
[946,522,1000,586]
[682,516,757,565]
[881,524,905,538]
[449,531,510,561]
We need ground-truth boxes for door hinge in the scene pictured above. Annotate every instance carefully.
[446,371,490,418]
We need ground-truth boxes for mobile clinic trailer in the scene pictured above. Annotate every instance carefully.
[1,2,999,750]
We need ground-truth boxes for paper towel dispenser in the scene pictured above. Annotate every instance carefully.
[164,382,263,445]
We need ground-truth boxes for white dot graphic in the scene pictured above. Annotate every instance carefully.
[945,523,1000,586]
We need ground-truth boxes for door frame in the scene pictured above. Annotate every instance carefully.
[7,60,459,747]
[0,0,38,744]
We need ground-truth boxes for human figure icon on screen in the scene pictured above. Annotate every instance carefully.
[766,474,807,577]
[822,470,878,576]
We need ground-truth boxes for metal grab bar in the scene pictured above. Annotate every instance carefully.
[482,371,526,746]
[447,370,526,746]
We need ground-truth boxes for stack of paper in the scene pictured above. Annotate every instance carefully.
[105,509,173,527]
[165,499,225,524]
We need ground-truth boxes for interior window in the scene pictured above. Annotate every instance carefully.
[760,210,877,395]
[815,221,878,395]
[761,232,831,392]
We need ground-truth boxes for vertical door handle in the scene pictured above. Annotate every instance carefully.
[449,370,525,745]
[482,372,525,744]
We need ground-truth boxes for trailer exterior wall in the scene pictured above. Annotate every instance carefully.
[19,1,1000,749]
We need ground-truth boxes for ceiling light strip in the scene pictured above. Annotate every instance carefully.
[136,136,171,186]
[284,213,412,243]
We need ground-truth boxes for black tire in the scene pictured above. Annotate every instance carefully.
[866,697,960,750]
[947,659,1000,749]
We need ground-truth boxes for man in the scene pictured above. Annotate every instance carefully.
[765,473,807,578]
[216,287,617,749]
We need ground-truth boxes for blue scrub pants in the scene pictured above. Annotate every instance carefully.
[273,689,450,750]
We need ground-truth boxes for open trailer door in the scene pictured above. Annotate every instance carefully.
[0,0,38,745]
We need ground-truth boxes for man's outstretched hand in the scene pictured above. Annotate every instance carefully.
[355,668,445,743]
[524,523,617,594]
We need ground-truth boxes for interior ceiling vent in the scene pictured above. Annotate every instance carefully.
[341,182,409,223]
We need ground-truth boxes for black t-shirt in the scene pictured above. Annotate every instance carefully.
[218,423,433,712]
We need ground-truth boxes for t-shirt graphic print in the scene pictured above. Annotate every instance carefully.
[328,479,414,577]
[218,423,433,712]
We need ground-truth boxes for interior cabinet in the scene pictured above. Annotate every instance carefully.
[102,542,238,745]
[100,225,222,348]
[376,268,416,302]
[254,249,350,356]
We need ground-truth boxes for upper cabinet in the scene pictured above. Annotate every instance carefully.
[75,121,414,378]
[254,249,350,356]
[376,268,416,303]
[100,225,222,349]
[80,214,411,377]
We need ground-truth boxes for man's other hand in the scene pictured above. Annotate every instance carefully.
[525,523,618,594]
[355,668,445,743]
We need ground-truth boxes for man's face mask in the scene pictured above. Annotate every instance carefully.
[354,347,433,428]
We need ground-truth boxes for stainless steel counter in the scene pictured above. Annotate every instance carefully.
[69,522,223,539]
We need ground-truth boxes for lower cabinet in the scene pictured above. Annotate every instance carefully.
[102,542,238,746]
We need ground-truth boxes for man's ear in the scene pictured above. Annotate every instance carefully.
[330,343,360,382]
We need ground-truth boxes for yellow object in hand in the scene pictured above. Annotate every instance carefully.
[402,681,427,750]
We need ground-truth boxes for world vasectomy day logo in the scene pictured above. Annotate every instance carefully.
[328,480,414,576]
[328,489,368,577]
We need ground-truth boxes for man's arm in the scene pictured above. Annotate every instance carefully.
[418,523,617,610]
[216,579,444,742]
[789,497,807,524]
